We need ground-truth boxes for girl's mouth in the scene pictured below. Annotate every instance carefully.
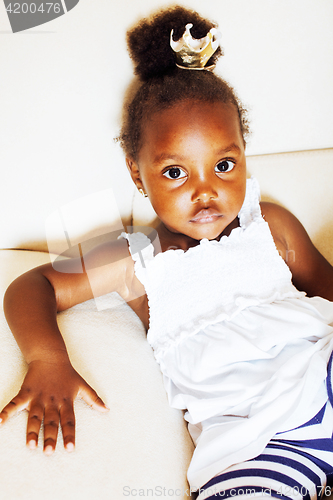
[190,209,223,224]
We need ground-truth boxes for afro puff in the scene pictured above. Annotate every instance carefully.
[126,5,223,80]
[117,5,249,160]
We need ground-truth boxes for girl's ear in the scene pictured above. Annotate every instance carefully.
[126,157,144,190]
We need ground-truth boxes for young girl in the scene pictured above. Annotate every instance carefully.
[1,6,333,499]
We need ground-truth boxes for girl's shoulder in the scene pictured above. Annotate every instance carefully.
[260,201,296,251]
[259,200,313,267]
[260,201,333,300]
[259,201,317,259]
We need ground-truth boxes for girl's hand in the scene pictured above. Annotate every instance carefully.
[0,359,109,454]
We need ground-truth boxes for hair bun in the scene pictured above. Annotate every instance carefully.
[126,6,222,80]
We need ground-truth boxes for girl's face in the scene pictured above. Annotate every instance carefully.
[127,100,247,242]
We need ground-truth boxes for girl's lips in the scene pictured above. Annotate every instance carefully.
[190,209,222,223]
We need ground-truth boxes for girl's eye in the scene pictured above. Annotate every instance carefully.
[163,167,187,179]
[214,160,235,173]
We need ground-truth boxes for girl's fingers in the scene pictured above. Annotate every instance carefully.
[43,405,60,455]
[79,384,109,412]
[0,391,31,424]
[60,402,75,452]
[26,401,43,449]
[0,374,108,454]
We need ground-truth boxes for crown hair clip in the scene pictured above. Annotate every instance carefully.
[170,23,222,71]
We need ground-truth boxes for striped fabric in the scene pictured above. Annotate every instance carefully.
[196,369,333,500]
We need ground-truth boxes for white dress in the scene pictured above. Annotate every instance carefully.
[121,177,333,490]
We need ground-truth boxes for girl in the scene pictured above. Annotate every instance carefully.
[1,5,333,499]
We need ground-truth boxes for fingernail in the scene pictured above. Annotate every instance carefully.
[28,440,37,450]
[0,417,2,424]
[66,442,74,452]
[104,404,110,410]
[44,445,53,456]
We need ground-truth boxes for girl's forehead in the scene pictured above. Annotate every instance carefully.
[137,101,245,167]
[141,101,243,149]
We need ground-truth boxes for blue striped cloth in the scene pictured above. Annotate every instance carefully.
[196,355,333,500]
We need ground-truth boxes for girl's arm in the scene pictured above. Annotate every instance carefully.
[0,238,136,454]
[261,202,333,300]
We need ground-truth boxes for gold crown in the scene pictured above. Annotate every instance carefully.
[170,23,221,70]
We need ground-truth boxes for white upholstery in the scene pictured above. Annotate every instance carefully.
[0,250,194,500]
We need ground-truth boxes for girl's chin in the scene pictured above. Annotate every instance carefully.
[188,221,230,240]
[164,224,227,242]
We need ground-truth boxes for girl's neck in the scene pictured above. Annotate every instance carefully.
[156,217,240,253]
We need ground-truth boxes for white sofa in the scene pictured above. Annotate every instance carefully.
[0,148,332,500]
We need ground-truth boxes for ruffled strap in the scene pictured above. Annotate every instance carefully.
[238,176,262,229]
[119,232,155,275]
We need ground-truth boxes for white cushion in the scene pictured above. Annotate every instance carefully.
[0,250,194,500]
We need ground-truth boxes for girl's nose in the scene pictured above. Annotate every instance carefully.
[191,177,218,203]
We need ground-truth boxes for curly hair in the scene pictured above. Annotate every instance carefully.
[117,5,249,160]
